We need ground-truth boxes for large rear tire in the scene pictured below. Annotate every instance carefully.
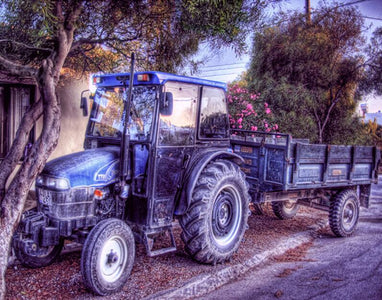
[272,201,299,220]
[179,160,250,264]
[329,190,360,237]
[81,218,135,296]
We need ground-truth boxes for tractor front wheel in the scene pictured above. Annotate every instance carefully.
[13,237,64,269]
[81,218,135,296]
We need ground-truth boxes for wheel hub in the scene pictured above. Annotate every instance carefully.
[218,203,230,227]
[211,186,242,247]
[342,201,357,231]
[107,250,119,265]
[99,236,127,283]
[213,195,233,237]
[284,201,296,210]
[344,203,355,224]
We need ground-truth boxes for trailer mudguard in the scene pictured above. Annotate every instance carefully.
[174,149,244,216]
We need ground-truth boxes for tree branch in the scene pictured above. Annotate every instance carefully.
[0,40,53,54]
[0,55,37,78]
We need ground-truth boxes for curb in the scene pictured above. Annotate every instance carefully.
[145,231,313,300]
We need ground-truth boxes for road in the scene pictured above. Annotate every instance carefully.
[200,181,382,300]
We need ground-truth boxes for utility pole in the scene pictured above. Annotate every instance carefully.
[306,0,311,24]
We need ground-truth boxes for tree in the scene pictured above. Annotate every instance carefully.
[361,27,382,95]
[247,3,368,144]
[0,0,270,297]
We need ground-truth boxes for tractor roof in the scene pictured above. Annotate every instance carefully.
[93,71,227,91]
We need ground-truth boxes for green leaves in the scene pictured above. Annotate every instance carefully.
[1,0,270,76]
[247,2,369,145]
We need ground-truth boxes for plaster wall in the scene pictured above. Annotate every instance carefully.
[35,79,89,161]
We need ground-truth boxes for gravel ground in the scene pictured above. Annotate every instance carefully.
[5,205,328,300]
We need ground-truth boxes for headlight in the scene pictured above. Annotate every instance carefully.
[36,176,70,190]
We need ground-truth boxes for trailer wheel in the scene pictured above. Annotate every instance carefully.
[13,237,64,268]
[81,218,135,296]
[329,190,360,237]
[180,160,250,264]
[271,201,299,220]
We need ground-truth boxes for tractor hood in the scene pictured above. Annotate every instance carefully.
[40,146,120,188]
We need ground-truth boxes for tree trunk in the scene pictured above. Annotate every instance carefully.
[0,59,61,300]
[0,100,43,201]
[0,3,85,298]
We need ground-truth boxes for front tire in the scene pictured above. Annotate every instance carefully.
[180,160,250,264]
[272,201,299,220]
[329,190,360,237]
[81,219,135,296]
[13,237,64,268]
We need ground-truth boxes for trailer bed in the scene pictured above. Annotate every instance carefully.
[230,130,380,193]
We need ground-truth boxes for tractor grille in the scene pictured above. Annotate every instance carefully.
[37,187,95,220]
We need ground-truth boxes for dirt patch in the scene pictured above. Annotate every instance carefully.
[271,241,315,263]
[275,266,303,278]
[5,204,329,299]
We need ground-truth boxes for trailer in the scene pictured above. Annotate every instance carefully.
[231,130,380,236]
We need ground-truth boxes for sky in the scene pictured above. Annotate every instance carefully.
[191,0,382,83]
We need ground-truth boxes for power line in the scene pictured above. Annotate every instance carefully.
[201,72,243,78]
[363,15,382,21]
[337,0,372,8]
[198,62,247,69]
[201,66,247,73]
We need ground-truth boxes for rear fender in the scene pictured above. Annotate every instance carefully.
[174,150,243,216]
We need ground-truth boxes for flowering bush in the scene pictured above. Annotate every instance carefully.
[227,83,278,133]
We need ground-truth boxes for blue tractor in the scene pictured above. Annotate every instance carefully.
[13,59,250,295]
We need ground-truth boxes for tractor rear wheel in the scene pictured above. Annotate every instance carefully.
[180,160,250,264]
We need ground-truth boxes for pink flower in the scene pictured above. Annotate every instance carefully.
[246,103,253,110]
[265,108,271,114]
[264,102,268,108]
[251,126,258,131]
[237,118,243,124]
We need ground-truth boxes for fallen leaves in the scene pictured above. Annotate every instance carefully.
[5,204,328,299]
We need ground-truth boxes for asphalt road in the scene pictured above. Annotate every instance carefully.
[200,182,382,300]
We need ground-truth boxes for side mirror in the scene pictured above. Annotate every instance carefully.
[80,97,88,117]
[80,90,89,117]
[160,92,173,116]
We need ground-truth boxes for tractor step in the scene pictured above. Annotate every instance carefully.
[143,226,177,257]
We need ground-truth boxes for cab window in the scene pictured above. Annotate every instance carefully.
[158,82,198,146]
[199,87,229,139]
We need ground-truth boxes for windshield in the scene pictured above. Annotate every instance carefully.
[88,85,157,140]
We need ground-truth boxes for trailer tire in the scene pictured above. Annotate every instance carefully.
[179,160,250,264]
[13,237,64,268]
[81,218,135,296]
[329,190,360,237]
[272,201,299,220]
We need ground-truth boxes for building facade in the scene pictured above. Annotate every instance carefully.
[0,73,88,181]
